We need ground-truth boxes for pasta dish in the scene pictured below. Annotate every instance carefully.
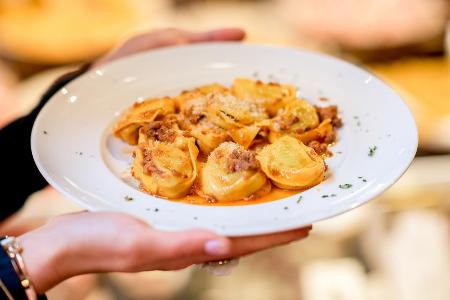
[113,79,342,205]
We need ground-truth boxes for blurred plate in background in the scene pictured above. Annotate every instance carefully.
[0,0,141,65]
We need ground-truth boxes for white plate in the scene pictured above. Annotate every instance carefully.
[31,43,417,236]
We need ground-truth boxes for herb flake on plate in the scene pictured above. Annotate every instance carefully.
[339,184,352,189]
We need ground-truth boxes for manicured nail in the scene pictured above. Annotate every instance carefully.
[205,239,229,255]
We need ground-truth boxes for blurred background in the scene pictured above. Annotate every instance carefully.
[0,0,449,299]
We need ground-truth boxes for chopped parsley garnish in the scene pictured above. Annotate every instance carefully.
[358,176,368,183]
[322,194,337,198]
[296,196,303,203]
[368,146,377,156]
[339,184,352,189]
[124,195,133,201]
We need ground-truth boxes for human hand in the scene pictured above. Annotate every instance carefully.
[92,28,246,68]
[18,211,311,294]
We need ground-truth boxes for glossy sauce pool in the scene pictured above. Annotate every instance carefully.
[174,187,299,206]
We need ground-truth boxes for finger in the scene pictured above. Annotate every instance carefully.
[149,229,232,262]
[93,28,246,67]
[96,28,190,63]
[157,226,312,269]
[118,29,184,53]
[187,28,246,42]
[132,27,245,49]
[228,226,312,257]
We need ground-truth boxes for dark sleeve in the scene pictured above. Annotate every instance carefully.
[0,64,91,221]
[0,245,28,300]
[0,238,48,299]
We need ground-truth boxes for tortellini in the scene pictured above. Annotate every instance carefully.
[229,125,260,149]
[175,83,227,118]
[232,78,296,116]
[114,98,176,145]
[206,92,268,129]
[199,142,267,202]
[296,119,334,145]
[114,78,340,203]
[279,99,319,132]
[269,99,319,143]
[257,136,325,189]
[190,119,230,155]
[132,126,199,198]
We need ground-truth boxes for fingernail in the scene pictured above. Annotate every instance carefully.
[204,239,229,255]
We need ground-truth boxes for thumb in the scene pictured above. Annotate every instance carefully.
[187,28,246,42]
[151,229,231,260]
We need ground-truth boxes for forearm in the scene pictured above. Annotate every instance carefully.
[15,213,135,294]
[16,218,116,294]
[17,227,69,294]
